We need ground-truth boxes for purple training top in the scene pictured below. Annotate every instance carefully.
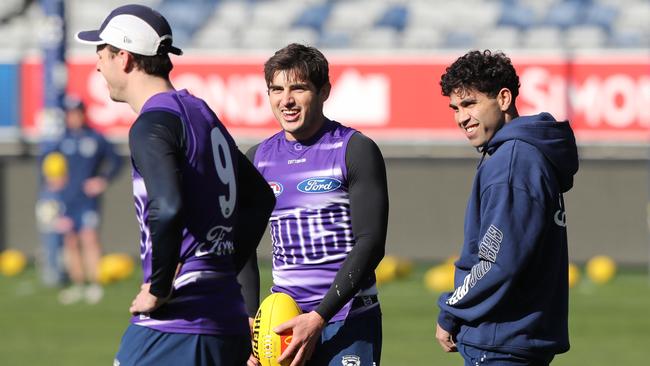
[253,120,378,322]
[130,89,248,335]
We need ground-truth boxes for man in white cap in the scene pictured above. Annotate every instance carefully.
[76,4,275,365]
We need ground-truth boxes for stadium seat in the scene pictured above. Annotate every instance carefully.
[498,2,538,29]
[374,4,408,32]
[278,28,320,48]
[352,28,400,49]
[292,3,332,32]
[583,3,618,32]
[444,31,476,49]
[240,27,284,50]
[158,0,217,48]
[208,1,249,31]
[400,27,444,49]
[407,1,457,32]
[324,1,386,33]
[251,0,306,30]
[521,26,563,49]
[543,1,585,29]
[615,1,650,33]
[318,30,351,49]
[608,27,648,48]
[476,26,521,51]
[565,25,608,49]
[192,25,239,49]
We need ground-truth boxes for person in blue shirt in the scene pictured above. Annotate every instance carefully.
[54,95,124,304]
[435,50,578,366]
[35,152,71,287]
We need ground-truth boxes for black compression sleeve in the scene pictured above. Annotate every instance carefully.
[236,144,266,317]
[233,148,274,272]
[315,133,389,321]
[129,111,184,299]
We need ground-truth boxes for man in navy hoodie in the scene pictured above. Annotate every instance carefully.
[435,50,578,365]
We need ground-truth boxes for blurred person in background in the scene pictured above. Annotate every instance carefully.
[52,95,124,304]
[75,4,274,366]
[435,50,578,365]
[35,152,71,287]
[241,43,389,366]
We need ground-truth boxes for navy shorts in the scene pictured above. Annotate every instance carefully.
[66,207,100,231]
[458,343,554,366]
[307,305,382,366]
[114,324,251,366]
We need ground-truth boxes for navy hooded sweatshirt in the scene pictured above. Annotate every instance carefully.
[438,112,578,359]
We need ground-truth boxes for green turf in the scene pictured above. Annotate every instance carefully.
[1,263,649,365]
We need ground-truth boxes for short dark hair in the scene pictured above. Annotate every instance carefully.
[264,43,329,91]
[440,50,520,100]
[97,44,173,79]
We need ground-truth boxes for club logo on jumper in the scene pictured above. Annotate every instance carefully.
[554,194,567,227]
[342,355,361,366]
[195,225,234,257]
[269,182,283,197]
[554,209,567,227]
[297,177,341,193]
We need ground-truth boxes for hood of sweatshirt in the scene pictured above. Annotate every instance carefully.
[486,112,578,192]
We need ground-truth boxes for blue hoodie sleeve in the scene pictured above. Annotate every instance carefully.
[437,182,546,334]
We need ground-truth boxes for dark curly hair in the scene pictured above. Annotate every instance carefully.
[264,43,329,92]
[440,50,520,100]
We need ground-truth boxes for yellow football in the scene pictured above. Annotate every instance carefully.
[253,292,302,366]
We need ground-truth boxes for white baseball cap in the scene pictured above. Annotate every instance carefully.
[75,4,182,56]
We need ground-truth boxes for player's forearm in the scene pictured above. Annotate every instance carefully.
[237,253,260,317]
[148,198,183,298]
[315,238,385,321]
[232,150,275,272]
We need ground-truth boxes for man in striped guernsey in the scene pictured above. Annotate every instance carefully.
[241,43,389,366]
[75,4,275,365]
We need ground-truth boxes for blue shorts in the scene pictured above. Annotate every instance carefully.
[307,306,382,366]
[114,324,251,366]
[66,207,100,231]
[458,343,554,366]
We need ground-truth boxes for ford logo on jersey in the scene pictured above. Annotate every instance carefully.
[297,177,342,193]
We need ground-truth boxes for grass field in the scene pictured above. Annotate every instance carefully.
[1,262,649,365]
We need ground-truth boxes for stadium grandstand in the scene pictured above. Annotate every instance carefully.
[0,0,647,52]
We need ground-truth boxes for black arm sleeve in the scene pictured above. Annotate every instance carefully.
[315,133,389,321]
[129,111,185,299]
[235,144,274,317]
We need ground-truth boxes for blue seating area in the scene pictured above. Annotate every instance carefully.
[188,0,648,50]
[0,0,647,53]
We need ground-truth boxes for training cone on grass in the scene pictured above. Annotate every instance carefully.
[0,249,28,277]
[586,255,617,285]
[375,255,399,285]
[97,253,135,285]
[395,257,413,279]
[424,263,455,292]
